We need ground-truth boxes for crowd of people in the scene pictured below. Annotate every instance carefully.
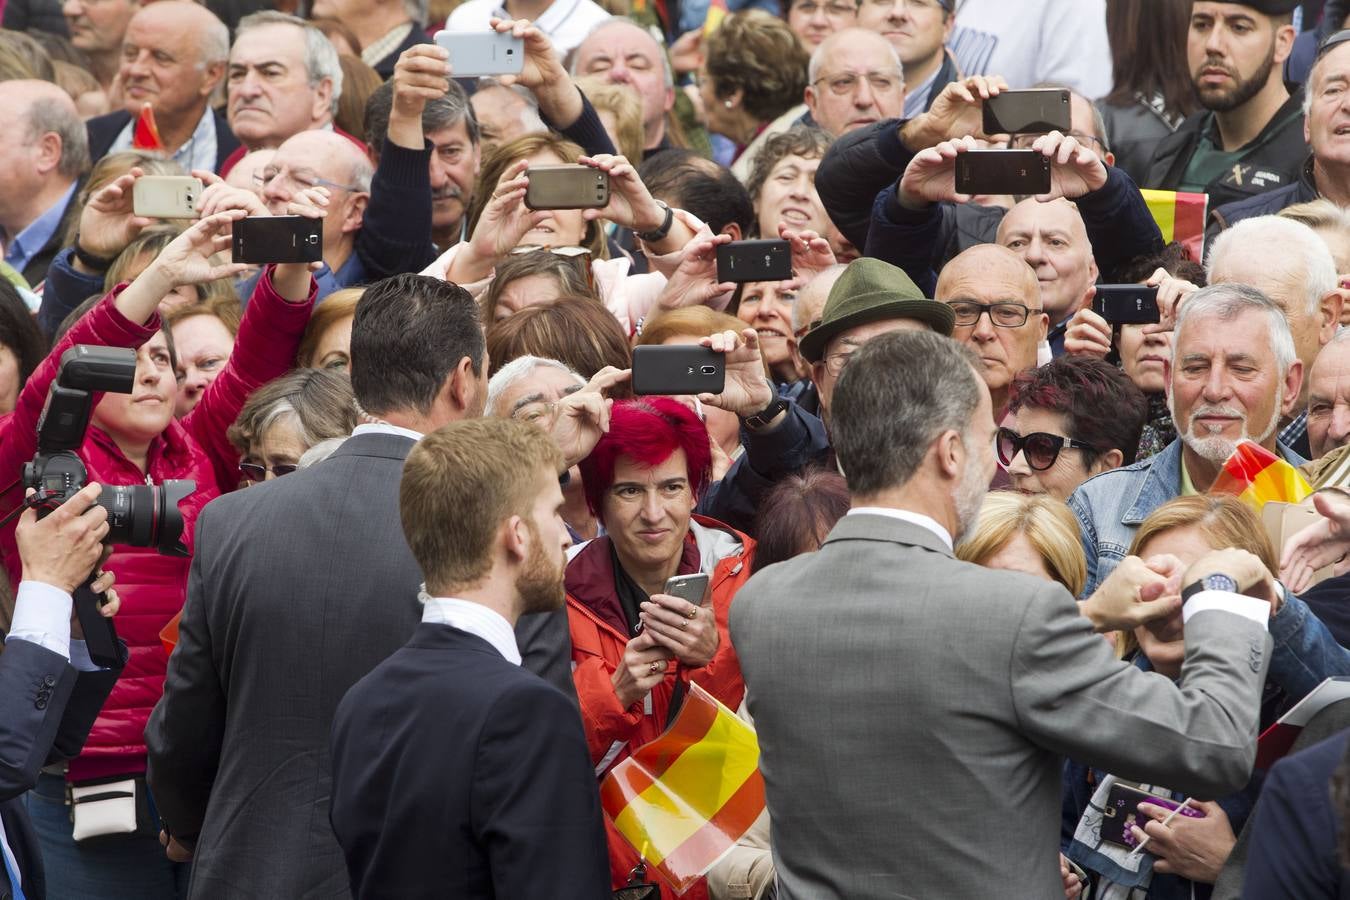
[6,0,1350,897]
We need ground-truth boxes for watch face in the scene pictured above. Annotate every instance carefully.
[1202,574,1239,594]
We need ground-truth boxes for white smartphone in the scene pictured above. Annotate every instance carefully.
[433,31,525,78]
[133,176,203,219]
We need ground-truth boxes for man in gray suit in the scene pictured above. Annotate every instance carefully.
[144,274,579,898]
[730,330,1279,900]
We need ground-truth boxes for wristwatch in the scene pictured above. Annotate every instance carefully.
[634,200,674,243]
[72,234,116,272]
[742,395,788,430]
[1180,573,1239,602]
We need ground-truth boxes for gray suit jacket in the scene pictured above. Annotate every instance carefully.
[729,513,1272,900]
[144,431,575,899]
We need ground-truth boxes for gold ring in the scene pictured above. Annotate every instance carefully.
[685,607,698,620]
[679,619,688,630]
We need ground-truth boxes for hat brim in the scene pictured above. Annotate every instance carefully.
[798,300,955,363]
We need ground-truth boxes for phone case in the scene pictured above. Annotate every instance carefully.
[132,176,203,219]
[631,345,726,396]
[432,31,524,77]
[1099,784,1204,849]
[715,239,792,283]
[982,88,1071,135]
[1092,285,1160,324]
[954,150,1051,196]
[524,165,610,210]
[231,215,323,264]
[664,574,710,606]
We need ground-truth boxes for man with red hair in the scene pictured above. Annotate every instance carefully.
[568,395,753,898]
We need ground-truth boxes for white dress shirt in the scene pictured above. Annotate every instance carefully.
[847,506,953,552]
[421,596,521,665]
[443,0,610,56]
[351,422,425,442]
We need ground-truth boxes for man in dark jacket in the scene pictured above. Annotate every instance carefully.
[855,0,957,117]
[1142,0,1307,210]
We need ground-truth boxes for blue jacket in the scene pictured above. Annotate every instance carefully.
[1068,438,1306,596]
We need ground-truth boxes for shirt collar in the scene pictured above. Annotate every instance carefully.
[495,0,582,34]
[351,422,425,442]
[110,106,217,173]
[420,596,521,664]
[846,507,953,551]
[3,181,76,272]
[361,22,413,68]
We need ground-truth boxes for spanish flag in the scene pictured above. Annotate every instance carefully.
[1141,189,1207,262]
[132,103,165,152]
[160,611,180,655]
[601,683,765,893]
[1210,439,1312,510]
[703,0,728,38]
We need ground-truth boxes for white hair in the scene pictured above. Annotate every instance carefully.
[235,11,343,117]
[571,17,674,91]
[808,28,903,85]
[200,15,230,65]
[1208,215,1338,318]
[485,356,584,417]
[1172,283,1297,376]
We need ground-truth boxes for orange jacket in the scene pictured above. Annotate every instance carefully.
[565,515,753,898]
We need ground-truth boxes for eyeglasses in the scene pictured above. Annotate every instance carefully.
[512,400,562,426]
[791,0,856,15]
[812,71,903,96]
[946,300,1039,328]
[239,462,298,483]
[1009,131,1107,153]
[859,0,946,11]
[822,347,856,376]
[996,427,1096,471]
[253,166,362,193]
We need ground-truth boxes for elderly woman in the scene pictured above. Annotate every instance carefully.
[227,368,359,486]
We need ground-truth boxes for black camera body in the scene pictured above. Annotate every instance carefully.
[23,346,195,667]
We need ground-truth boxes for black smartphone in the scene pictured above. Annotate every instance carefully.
[954,150,1051,195]
[231,215,323,264]
[983,88,1071,135]
[716,239,791,284]
[1093,284,1160,324]
[524,165,610,210]
[631,345,725,396]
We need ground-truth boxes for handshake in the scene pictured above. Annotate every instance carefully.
[1080,548,1279,634]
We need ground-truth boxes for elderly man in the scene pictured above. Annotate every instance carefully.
[62,0,137,95]
[311,0,432,78]
[935,244,1047,421]
[222,11,353,176]
[1211,29,1350,233]
[1070,284,1306,594]
[803,28,907,138]
[996,197,1099,355]
[854,0,957,116]
[571,18,680,157]
[1143,0,1306,209]
[1208,215,1345,458]
[470,80,546,154]
[1306,330,1350,463]
[86,2,237,173]
[0,80,88,286]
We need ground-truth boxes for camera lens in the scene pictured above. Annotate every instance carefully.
[96,480,195,556]
[701,366,716,375]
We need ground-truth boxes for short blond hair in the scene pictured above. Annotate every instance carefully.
[955,491,1087,597]
[400,418,563,595]
[576,76,645,164]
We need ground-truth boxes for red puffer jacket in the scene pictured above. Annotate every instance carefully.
[0,270,314,780]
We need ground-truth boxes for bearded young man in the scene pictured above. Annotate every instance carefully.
[1070,284,1306,595]
[1143,0,1307,209]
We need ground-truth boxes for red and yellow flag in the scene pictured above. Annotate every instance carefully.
[1141,189,1207,262]
[133,103,165,152]
[159,610,180,655]
[703,0,728,37]
[1210,439,1311,510]
[601,683,765,894]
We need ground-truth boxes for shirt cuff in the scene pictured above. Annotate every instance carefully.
[1182,590,1270,631]
[6,581,74,660]
[68,639,103,672]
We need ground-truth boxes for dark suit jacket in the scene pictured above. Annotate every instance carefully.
[330,623,610,900]
[86,108,241,174]
[18,186,80,288]
[371,24,432,80]
[0,638,123,900]
[144,431,577,899]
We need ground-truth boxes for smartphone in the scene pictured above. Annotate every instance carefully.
[663,573,710,607]
[716,239,792,284]
[1099,783,1204,849]
[433,30,524,77]
[983,88,1071,135]
[524,165,610,210]
[231,215,323,265]
[954,150,1051,196]
[1093,284,1160,324]
[631,345,725,396]
[133,175,203,219]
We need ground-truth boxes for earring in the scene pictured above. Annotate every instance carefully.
[724,100,733,108]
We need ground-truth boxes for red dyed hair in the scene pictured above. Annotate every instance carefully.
[579,397,713,523]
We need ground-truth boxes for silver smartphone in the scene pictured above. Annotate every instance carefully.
[663,573,710,607]
[433,30,524,77]
[133,175,203,219]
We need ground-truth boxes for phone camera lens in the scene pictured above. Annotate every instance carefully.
[701,366,716,375]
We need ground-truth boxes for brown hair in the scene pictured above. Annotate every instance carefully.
[704,10,810,124]
[310,16,362,54]
[636,306,745,345]
[227,367,358,455]
[104,226,239,310]
[955,491,1088,597]
[0,31,55,82]
[576,76,646,164]
[400,417,562,593]
[163,293,244,338]
[486,297,631,386]
[744,126,833,227]
[466,133,609,260]
[297,288,362,368]
[481,250,600,324]
[1103,0,1197,120]
[335,54,383,143]
[753,467,849,572]
[66,152,186,248]
[1118,495,1278,657]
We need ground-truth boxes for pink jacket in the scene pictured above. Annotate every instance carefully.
[0,269,315,779]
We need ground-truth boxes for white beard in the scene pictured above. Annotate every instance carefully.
[1169,386,1284,464]
[952,445,989,544]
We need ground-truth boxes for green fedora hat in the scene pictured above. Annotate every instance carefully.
[798,257,955,363]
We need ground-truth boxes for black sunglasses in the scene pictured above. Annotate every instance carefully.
[239,462,298,483]
[996,427,1096,472]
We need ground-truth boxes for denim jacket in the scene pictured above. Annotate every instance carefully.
[1068,439,1306,596]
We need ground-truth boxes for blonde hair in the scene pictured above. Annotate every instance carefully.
[1117,494,1278,657]
[955,491,1087,597]
[297,288,361,368]
[576,77,645,164]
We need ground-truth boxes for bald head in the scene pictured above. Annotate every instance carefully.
[133,1,230,62]
[809,27,900,82]
[795,263,847,334]
[0,79,88,180]
[937,243,1040,305]
[995,197,1097,324]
